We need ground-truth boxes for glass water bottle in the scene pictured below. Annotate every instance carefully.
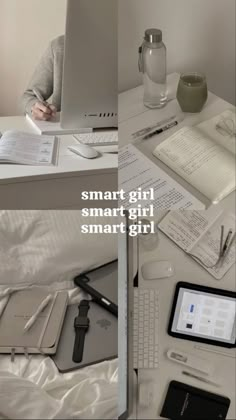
[139,29,167,109]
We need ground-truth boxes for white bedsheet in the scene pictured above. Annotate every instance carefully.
[0,286,118,419]
[0,356,118,419]
[0,211,118,419]
[0,210,117,288]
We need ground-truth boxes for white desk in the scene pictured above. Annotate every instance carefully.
[0,117,117,209]
[120,73,236,418]
[137,214,236,420]
[119,73,235,209]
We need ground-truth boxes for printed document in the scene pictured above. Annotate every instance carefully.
[159,209,236,279]
[119,144,204,210]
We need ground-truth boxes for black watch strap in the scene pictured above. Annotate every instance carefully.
[73,300,90,363]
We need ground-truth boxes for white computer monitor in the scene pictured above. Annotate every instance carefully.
[61,0,117,129]
[118,213,138,419]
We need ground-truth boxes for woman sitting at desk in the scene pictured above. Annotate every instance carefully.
[20,35,64,121]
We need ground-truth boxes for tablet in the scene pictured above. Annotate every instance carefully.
[77,259,118,305]
[52,260,118,372]
[168,282,236,348]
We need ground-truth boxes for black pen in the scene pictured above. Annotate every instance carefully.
[221,229,233,257]
[74,275,118,317]
[143,120,178,140]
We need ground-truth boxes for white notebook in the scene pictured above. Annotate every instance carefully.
[0,130,59,165]
[153,109,236,204]
[0,289,68,354]
[26,113,92,136]
[119,144,204,210]
[158,208,236,280]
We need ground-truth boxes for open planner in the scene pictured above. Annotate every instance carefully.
[0,289,68,354]
[158,207,236,279]
[0,130,59,165]
[153,109,236,204]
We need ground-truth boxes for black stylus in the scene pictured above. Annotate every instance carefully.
[74,276,118,317]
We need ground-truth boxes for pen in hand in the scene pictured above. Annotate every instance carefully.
[32,89,56,118]
[24,294,53,333]
[33,89,50,107]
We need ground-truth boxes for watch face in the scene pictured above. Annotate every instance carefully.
[74,316,89,329]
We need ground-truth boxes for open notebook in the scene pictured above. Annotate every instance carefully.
[153,109,236,204]
[0,289,68,354]
[158,208,236,280]
[0,130,59,165]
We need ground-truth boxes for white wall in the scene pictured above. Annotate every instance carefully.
[0,0,67,116]
[118,0,236,105]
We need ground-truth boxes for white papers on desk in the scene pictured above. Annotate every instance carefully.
[0,130,58,165]
[159,209,236,279]
[118,144,204,210]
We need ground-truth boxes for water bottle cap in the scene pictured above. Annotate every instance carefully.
[144,28,162,43]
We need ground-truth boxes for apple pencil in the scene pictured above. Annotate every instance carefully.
[194,344,236,359]
[182,371,220,388]
[24,294,53,332]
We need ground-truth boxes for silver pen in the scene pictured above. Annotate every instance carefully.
[221,229,233,257]
[142,119,178,140]
[219,225,224,256]
[182,370,220,387]
[33,89,51,109]
[132,115,176,139]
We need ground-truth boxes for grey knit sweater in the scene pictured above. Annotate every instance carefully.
[20,35,64,114]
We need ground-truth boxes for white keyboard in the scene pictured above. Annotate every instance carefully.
[74,131,118,146]
[133,288,159,369]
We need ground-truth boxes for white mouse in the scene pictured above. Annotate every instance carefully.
[141,260,174,280]
[68,144,99,159]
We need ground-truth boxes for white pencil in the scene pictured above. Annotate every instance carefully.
[182,371,220,388]
[24,294,53,332]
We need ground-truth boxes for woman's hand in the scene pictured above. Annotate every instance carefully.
[31,102,57,121]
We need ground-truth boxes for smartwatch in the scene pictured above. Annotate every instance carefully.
[73,300,90,363]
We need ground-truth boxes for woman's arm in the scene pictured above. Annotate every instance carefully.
[20,41,55,117]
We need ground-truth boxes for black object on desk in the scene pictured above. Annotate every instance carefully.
[160,381,230,419]
[74,262,118,317]
[52,260,118,372]
[168,282,236,348]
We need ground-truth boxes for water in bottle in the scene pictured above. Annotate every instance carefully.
[139,29,167,108]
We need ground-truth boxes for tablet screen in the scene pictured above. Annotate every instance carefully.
[171,287,236,345]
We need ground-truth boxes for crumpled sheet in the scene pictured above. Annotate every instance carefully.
[0,285,118,419]
[0,211,118,418]
[0,354,118,419]
[0,211,117,288]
